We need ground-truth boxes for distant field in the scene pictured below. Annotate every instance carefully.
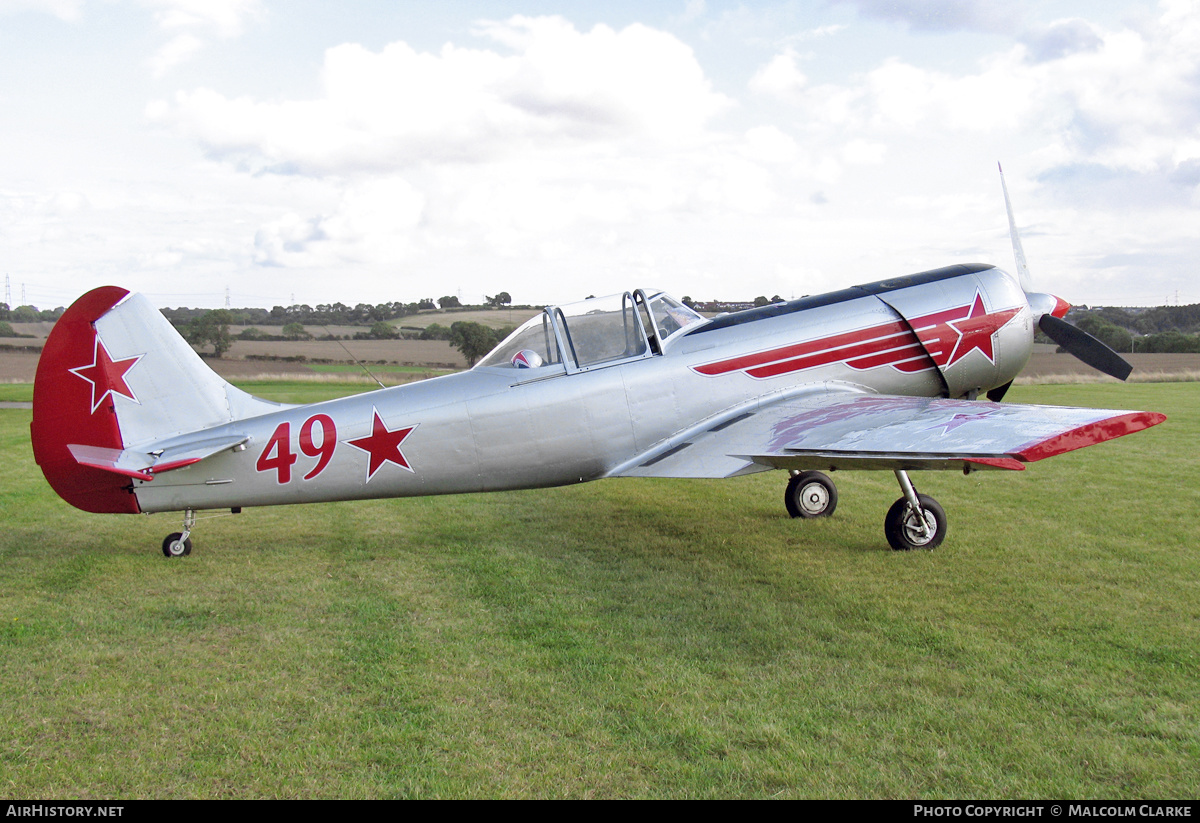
[306,364,455,375]
[1,380,1195,798]
[393,307,539,331]
[228,338,466,368]
[1019,351,1200,381]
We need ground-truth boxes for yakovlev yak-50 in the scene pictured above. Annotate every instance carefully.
[32,170,1164,555]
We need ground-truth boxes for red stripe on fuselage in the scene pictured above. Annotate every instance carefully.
[694,319,913,377]
[692,294,1018,380]
[747,330,917,378]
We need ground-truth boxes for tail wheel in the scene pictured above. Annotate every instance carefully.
[884,494,946,551]
[162,533,193,558]
[785,471,838,518]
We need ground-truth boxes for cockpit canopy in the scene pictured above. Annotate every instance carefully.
[477,289,705,373]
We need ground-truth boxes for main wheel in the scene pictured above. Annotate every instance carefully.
[162,533,193,558]
[785,471,838,518]
[884,494,946,551]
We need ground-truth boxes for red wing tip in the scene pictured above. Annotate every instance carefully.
[966,457,1025,471]
[1015,411,1166,463]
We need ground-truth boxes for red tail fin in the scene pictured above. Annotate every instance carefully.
[32,286,141,513]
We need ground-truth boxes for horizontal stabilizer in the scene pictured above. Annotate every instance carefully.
[68,434,249,480]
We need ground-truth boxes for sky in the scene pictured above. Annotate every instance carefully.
[1,0,1197,311]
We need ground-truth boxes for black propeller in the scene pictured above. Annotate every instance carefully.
[1038,313,1133,381]
[986,381,1013,402]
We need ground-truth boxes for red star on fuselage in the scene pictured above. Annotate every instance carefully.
[345,408,417,481]
[69,337,144,413]
[945,293,1022,367]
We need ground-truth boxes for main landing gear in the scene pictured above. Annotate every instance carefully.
[162,509,195,558]
[784,469,946,551]
[883,470,946,551]
[785,471,838,518]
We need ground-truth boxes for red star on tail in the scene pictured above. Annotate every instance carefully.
[69,337,143,413]
[346,408,416,482]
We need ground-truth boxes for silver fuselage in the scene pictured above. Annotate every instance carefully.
[131,264,1033,513]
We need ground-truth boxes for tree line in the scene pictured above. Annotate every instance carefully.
[158,292,514,329]
[1065,305,1200,354]
[179,307,515,365]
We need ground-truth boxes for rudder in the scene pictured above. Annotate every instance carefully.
[32,287,140,512]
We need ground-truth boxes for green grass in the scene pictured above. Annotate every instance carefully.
[0,384,32,402]
[230,380,386,404]
[1,381,1196,798]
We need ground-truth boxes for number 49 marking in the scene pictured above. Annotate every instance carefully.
[256,414,337,483]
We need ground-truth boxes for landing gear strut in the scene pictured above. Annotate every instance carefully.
[162,509,195,558]
[884,471,946,551]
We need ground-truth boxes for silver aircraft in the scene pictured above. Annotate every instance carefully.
[31,176,1165,555]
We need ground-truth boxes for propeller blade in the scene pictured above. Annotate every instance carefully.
[999,162,1033,293]
[986,381,1012,402]
[1038,314,1134,381]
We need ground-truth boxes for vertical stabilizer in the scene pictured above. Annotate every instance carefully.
[32,287,287,513]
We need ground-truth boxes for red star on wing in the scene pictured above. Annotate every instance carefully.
[345,408,417,482]
[945,293,1022,367]
[69,337,144,413]
[920,409,1002,435]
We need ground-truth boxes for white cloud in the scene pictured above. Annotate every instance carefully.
[146,15,755,285]
[748,49,808,99]
[9,3,1196,309]
[1021,18,1103,62]
[0,0,83,21]
[254,178,426,268]
[149,32,204,76]
[139,0,260,36]
[742,126,800,165]
[754,5,1200,180]
[155,16,732,176]
[841,138,885,165]
[140,0,262,74]
[831,0,1025,34]
[0,1,261,72]
[727,1,1200,304]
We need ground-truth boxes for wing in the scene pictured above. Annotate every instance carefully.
[610,388,1164,478]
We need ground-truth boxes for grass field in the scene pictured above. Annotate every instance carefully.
[0,381,1196,798]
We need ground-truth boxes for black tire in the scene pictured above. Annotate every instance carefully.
[884,494,946,551]
[785,471,838,518]
[162,533,193,558]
